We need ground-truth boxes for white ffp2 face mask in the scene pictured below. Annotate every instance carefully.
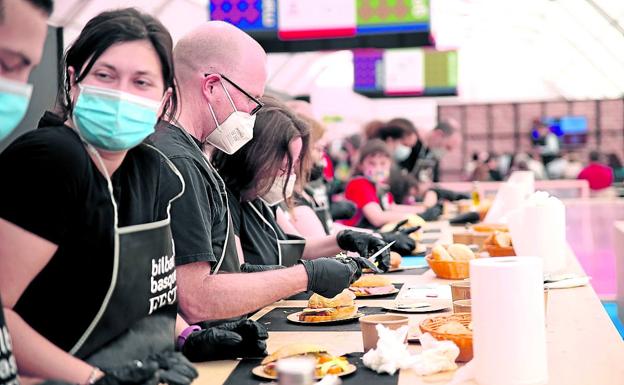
[205,81,255,154]
[262,174,297,206]
[394,144,412,161]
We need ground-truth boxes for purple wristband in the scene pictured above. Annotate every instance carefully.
[177,325,202,350]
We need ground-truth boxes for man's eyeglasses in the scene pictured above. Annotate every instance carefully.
[204,73,263,115]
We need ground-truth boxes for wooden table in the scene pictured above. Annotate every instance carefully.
[194,222,624,385]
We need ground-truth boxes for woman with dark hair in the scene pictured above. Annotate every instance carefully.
[0,8,197,385]
[212,96,390,271]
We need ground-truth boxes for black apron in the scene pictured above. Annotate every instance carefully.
[0,296,18,385]
[69,143,185,367]
[247,200,306,267]
[303,182,333,235]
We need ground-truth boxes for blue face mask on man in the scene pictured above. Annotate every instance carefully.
[0,77,33,141]
[73,84,161,151]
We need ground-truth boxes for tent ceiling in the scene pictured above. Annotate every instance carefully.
[49,0,624,102]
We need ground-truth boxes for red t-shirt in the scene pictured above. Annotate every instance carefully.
[322,152,334,180]
[577,163,614,190]
[342,177,394,227]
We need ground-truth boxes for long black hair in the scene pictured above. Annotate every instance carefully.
[212,96,310,202]
[58,8,176,120]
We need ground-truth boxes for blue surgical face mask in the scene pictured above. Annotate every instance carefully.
[73,84,161,151]
[0,77,33,142]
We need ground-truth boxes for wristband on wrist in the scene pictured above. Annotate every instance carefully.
[177,325,202,350]
[83,366,100,385]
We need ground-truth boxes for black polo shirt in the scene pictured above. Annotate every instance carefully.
[148,122,239,273]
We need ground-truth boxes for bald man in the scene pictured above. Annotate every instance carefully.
[148,22,364,360]
[0,0,51,141]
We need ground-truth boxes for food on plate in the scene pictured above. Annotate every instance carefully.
[390,251,402,268]
[485,231,513,248]
[261,343,351,377]
[437,321,472,335]
[431,245,453,261]
[349,275,396,296]
[299,290,358,322]
[446,244,475,261]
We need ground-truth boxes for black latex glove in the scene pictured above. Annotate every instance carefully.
[240,263,286,273]
[329,201,357,220]
[449,211,480,225]
[300,257,366,297]
[379,222,420,256]
[96,360,160,385]
[336,230,390,272]
[420,203,443,221]
[431,187,470,202]
[146,351,197,385]
[182,319,268,362]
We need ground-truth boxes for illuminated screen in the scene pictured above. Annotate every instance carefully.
[353,49,385,92]
[209,0,277,31]
[357,0,430,34]
[424,50,458,95]
[353,48,458,97]
[277,0,357,40]
[208,0,431,51]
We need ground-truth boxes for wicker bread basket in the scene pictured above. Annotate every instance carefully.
[419,313,473,362]
[484,244,516,257]
[425,255,470,280]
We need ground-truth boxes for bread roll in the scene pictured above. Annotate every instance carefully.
[494,232,512,247]
[298,305,358,322]
[261,343,327,365]
[438,321,471,335]
[447,244,475,261]
[390,252,402,268]
[432,245,453,261]
[308,289,355,309]
[351,274,392,288]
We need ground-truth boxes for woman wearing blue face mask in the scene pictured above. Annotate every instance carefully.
[0,8,198,385]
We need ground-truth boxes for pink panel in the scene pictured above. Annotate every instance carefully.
[599,99,624,131]
[518,103,541,136]
[465,105,488,135]
[491,104,514,134]
[571,100,597,132]
[545,101,568,117]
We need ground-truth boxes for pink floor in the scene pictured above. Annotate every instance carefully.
[565,201,624,298]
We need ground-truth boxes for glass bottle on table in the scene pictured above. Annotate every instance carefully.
[471,181,481,210]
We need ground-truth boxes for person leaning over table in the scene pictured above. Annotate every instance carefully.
[0,1,53,385]
[148,21,385,362]
[0,9,199,385]
[211,96,392,269]
[272,112,419,257]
